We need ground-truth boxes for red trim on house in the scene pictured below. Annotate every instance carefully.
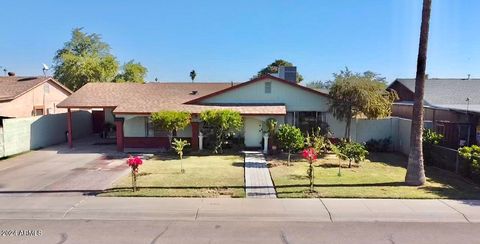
[184,74,330,104]
[115,118,124,152]
[124,137,192,149]
[124,137,171,149]
[191,122,199,151]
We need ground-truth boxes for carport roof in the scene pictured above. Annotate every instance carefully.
[57,80,287,115]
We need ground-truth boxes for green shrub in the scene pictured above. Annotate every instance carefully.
[423,129,443,145]
[338,141,369,168]
[200,110,243,154]
[305,128,329,156]
[458,145,480,174]
[150,111,191,141]
[365,137,391,152]
[423,129,444,165]
[277,124,304,164]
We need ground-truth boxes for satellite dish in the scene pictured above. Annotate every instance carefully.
[42,63,49,77]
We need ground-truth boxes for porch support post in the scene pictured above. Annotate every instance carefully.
[263,133,269,154]
[67,108,73,148]
[115,118,124,152]
[191,121,200,151]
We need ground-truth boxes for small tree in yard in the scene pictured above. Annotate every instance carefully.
[200,110,243,154]
[338,141,369,168]
[172,138,190,173]
[277,124,304,165]
[150,111,191,144]
[329,68,397,141]
[301,147,318,192]
[126,156,143,192]
[305,128,329,156]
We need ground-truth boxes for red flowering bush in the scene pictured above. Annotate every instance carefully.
[301,147,318,192]
[302,148,318,162]
[126,156,143,192]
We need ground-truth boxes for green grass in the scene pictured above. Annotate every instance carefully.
[100,154,245,198]
[269,152,480,199]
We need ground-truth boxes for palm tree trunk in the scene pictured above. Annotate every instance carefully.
[406,0,431,186]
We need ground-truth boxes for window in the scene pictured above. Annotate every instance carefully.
[34,108,44,116]
[145,117,169,137]
[264,81,272,93]
[286,111,327,132]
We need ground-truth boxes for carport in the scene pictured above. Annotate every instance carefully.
[63,106,120,150]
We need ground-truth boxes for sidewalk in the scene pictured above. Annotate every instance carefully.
[244,151,276,198]
[0,196,479,223]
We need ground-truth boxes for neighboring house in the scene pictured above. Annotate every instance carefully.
[58,70,345,152]
[388,78,480,148]
[0,75,72,120]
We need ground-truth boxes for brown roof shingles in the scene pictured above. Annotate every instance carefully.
[0,76,72,101]
[57,82,286,115]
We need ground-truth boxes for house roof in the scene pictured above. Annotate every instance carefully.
[57,80,287,115]
[390,78,480,105]
[389,78,480,113]
[0,76,72,102]
[185,74,330,104]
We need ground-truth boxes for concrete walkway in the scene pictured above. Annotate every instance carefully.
[0,196,479,223]
[244,151,276,198]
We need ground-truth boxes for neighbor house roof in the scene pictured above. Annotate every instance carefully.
[57,79,287,115]
[389,78,480,113]
[0,76,72,102]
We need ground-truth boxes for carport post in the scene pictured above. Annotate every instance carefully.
[67,108,73,148]
[115,118,124,152]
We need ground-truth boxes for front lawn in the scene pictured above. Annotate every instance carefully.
[269,152,480,199]
[101,155,245,198]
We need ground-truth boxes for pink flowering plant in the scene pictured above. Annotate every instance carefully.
[127,155,143,192]
[301,147,318,192]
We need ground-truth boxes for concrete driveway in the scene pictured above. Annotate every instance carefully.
[0,137,129,196]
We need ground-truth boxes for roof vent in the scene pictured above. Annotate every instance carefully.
[278,66,297,83]
[190,90,198,95]
[7,72,15,76]
[18,77,37,82]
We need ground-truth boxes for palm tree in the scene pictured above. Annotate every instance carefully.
[190,70,196,83]
[405,0,432,186]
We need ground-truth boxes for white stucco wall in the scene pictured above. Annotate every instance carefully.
[104,108,115,124]
[201,78,330,112]
[122,115,146,137]
[0,111,92,157]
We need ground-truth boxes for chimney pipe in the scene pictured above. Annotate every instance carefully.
[7,72,15,77]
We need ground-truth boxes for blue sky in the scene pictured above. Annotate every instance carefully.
[1,0,479,84]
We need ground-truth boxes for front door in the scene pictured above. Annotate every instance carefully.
[244,117,263,148]
[92,110,105,133]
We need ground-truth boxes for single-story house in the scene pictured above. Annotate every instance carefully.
[0,74,72,120]
[58,70,346,152]
[388,77,480,148]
